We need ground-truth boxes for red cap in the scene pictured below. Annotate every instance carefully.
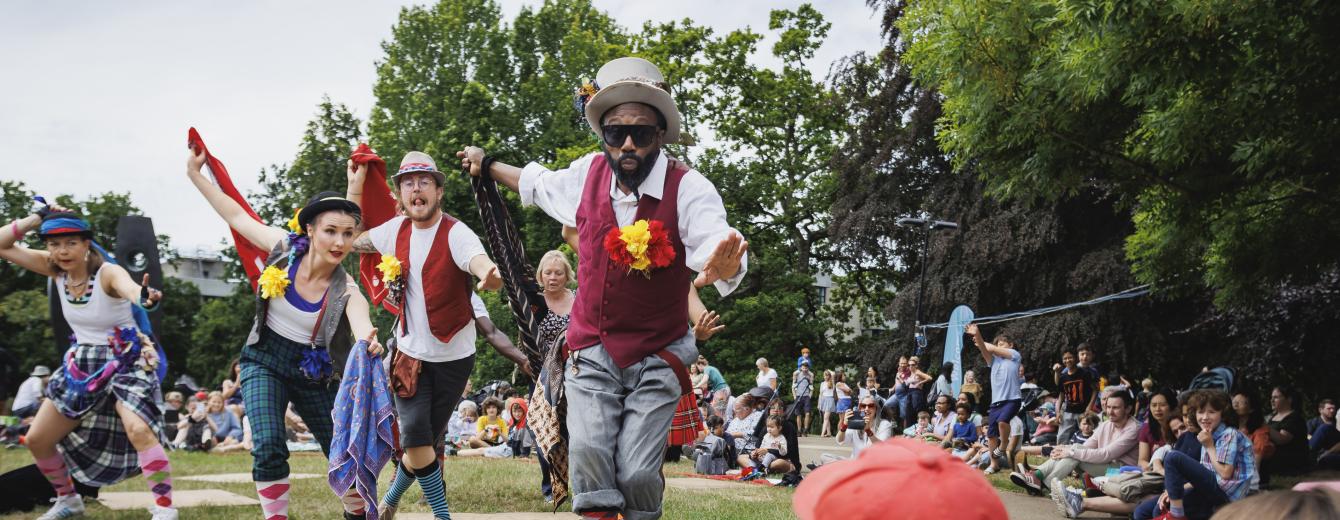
[194,391,208,401]
[793,438,1007,520]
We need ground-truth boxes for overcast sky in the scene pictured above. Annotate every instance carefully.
[0,1,883,254]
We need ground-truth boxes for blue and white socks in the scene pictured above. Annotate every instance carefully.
[413,460,451,519]
[380,463,415,508]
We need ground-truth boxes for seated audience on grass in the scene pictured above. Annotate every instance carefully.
[1128,389,1256,520]
[1307,398,1335,438]
[1030,396,1059,445]
[814,396,888,467]
[506,397,533,458]
[446,400,479,449]
[1069,413,1099,445]
[956,392,984,427]
[1009,391,1139,496]
[205,390,243,452]
[1139,388,1180,471]
[960,370,982,406]
[694,416,728,475]
[926,395,955,443]
[9,365,49,420]
[1136,377,1155,421]
[1231,391,1276,473]
[468,397,508,449]
[946,402,979,451]
[1263,385,1310,481]
[904,410,932,439]
[741,416,793,476]
[1055,348,1098,444]
[162,391,184,441]
[1055,414,1199,518]
[727,399,763,457]
[964,415,1023,474]
[220,359,244,420]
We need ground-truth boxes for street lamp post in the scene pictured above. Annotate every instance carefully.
[896,217,959,353]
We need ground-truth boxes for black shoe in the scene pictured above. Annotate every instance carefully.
[806,462,819,471]
[344,512,366,520]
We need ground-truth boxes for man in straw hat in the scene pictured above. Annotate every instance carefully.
[347,151,503,520]
[458,56,748,520]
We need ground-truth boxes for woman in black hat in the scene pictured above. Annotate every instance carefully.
[187,147,383,520]
[0,203,177,520]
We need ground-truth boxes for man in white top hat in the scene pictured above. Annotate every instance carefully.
[347,151,503,520]
[458,57,748,520]
[12,365,51,419]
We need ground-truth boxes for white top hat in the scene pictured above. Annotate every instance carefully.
[582,57,682,144]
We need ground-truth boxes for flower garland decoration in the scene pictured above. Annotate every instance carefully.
[603,219,675,276]
[258,232,310,300]
[572,78,600,117]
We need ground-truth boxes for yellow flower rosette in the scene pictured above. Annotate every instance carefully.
[258,265,290,299]
[376,254,402,284]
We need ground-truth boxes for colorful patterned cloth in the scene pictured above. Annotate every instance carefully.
[328,342,395,520]
[45,342,166,487]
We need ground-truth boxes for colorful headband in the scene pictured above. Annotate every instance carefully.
[39,216,92,237]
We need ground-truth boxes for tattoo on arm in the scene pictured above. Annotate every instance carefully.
[352,234,377,254]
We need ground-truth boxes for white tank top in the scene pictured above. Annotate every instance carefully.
[265,261,326,344]
[58,264,136,345]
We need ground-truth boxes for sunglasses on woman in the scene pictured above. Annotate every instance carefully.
[601,124,660,148]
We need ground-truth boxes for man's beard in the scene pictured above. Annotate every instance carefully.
[605,148,660,195]
[401,194,439,221]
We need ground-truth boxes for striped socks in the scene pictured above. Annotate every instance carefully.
[256,478,291,520]
[381,462,415,507]
[340,486,366,516]
[137,445,173,508]
[35,453,75,496]
[413,460,451,519]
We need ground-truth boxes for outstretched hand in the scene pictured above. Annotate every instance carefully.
[693,310,725,341]
[477,266,503,291]
[693,233,748,289]
[141,274,163,307]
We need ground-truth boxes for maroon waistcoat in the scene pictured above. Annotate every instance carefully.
[395,215,472,343]
[568,153,692,368]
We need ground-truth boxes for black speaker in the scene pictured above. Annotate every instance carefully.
[113,216,163,333]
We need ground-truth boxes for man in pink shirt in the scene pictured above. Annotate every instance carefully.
[1011,391,1139,494]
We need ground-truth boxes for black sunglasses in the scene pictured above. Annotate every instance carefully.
[601,125,659,148]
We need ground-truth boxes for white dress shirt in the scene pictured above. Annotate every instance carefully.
[518,151,747,296]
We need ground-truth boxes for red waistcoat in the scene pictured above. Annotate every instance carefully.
[568,154,692,368]
[396,215,472,343]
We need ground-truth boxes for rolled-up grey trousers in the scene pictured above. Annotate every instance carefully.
[564,333,697,520]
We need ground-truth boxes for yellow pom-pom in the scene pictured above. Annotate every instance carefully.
[619,219,652,262]
[287,208,303,234]
[258,265,291,299]
[376,254,402,283]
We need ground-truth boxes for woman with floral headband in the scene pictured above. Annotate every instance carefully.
[0,203,176,520]
[186,146,384,520]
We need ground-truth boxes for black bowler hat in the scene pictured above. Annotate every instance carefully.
[296,191,361,231]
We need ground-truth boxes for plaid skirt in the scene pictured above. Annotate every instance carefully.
[667,393,704,446]
[44,343,166,487]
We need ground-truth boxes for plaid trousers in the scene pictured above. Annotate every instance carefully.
[240,329,339,481]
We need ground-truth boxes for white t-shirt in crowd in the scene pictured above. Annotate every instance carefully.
[820,381,835,398]
[13,376,44,410]
[756,368,778,389]
[369,215,488,362]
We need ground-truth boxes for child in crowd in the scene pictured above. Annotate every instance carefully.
[505,398,533,458]
[1070,413,1099,445]
[948,403,979,454]
[1031,397,1059,445]
[743,417,789,477]
[1136,378,1155,421]
[468,397,508,449]
[445,401,479,451]
[904,410,933,439]
[961,371,982,406]
[695,416,728,475]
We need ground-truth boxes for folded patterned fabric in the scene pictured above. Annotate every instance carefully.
[328,343,395,520]
[187,128,267,288]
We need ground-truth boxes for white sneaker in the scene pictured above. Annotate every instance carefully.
[149,505,179,520]
[37,493,85,520]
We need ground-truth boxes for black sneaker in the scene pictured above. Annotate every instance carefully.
[343,512,366,520]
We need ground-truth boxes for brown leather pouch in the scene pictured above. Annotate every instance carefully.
[390,348,422,398]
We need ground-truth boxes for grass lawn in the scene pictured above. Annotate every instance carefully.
[1,448,798,520]
[984,455,1340,495]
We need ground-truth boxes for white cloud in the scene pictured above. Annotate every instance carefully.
[0,1,881,252]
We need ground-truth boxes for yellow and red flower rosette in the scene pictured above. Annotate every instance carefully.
[376,254,402,285]
[604,219,675,275]
[258,265,290,299]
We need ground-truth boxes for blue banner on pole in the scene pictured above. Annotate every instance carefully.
[943,305,974,398]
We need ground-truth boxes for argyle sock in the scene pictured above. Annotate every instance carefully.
[256,478,291,520]
[35,453,76,496]
[413,460,451,519]
[382,462,415,507]
[341,486,367,515]
[137,445,174,508]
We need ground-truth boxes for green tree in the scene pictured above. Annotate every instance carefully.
[254,97,365,224]
[900,0,1340,306]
